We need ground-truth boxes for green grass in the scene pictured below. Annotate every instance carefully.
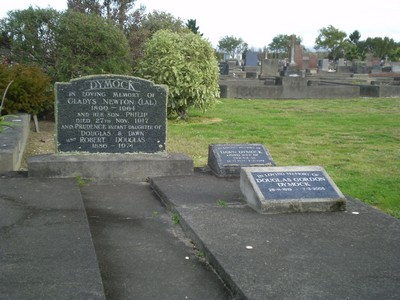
[167,98,400,218]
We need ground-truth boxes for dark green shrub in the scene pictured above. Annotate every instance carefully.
[0,64,53,115]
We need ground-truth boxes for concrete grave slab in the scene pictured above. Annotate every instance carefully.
[150,170,400,299]
[0,177,105,299]
[240,166,346,213]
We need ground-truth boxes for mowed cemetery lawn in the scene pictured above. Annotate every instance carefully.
[167,98,400,218]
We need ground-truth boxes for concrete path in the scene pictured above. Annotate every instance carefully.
[80,181,232,299]
[1,170,400,299]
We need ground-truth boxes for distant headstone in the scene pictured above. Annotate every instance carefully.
[392,63,400,73]
[240,166,346,214]
[245,51,258,66]
[56,75,167,153]
[338,58,346,67]
[319,59,329,71]
[371,65,382,74]
[219,62,229,75]
[261,59,280,77]
[208,144,275,177]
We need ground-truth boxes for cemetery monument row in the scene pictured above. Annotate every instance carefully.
[56,75,167,153]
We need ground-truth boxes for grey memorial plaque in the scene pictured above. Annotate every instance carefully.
[240,166,346,214]
[208,144,275,177]
[56,75,167,153]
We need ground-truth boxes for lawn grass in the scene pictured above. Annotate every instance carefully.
[167,98,400,218]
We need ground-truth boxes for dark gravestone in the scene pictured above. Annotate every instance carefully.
[240,166,346,214]
[208,144,275,177]
[219,62,229,75]
[56,75,167,153]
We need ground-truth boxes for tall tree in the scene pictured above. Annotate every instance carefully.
[54,10,132,81]
[314,25,347,60]
[349,30,361,45]
[68,0,142,32]
[218,35,247,59]
[365,36,398,59]
[268,34,302,59]
[67,0,101,15]
[186,19,202,36]
[0,7,60,77]
[345,30,367,61]
[141,10,185,35]
[102,0,138,31]
[127,10,185,68]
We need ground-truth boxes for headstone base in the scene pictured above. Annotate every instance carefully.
[28,153,193,182]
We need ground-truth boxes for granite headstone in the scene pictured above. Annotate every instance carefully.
[219,62,229,75]
[208,144,275,177]
[56,75,167,153]
[240,166,346,214]
[245,51,258,66]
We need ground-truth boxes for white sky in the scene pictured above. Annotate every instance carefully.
[1,0,399,50]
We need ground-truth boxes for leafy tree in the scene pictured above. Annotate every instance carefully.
[0,64,53,116]
[218,35,247,59]
[68,0,143,32]
[365,36,398,59]
[141,10,185,35]
[344,43,360,61]
[314,25,347,60]
[127,10,186,68]
[186,19,202,36]
[136,30,219,119]
[67,0,102,15]
[344,30,367,61]
[349,30,361,44]
[102,0,139,31]
[388,46,400,62]
[0,7,60,78]
[54,10,132,81]
[268,34,302,59]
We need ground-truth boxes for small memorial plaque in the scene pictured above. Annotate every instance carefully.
[240,166,346,214]
[56,75,167,153]
[208,144,275,177]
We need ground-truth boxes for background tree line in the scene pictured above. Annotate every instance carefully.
[266,25,400,62]
[0,0,399,120]
[0,0,216,119]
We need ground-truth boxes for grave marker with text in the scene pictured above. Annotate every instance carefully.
[240,166,346,214]
[56,75,167,153]
[208,144,275,177]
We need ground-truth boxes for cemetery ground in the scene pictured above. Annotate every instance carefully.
[22,98,400,219]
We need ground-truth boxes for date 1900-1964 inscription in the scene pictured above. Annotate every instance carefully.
[56,76,167,153]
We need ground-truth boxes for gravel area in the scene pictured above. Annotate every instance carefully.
[20,121,55,170]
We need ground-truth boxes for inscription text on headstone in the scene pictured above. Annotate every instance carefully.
[56,75,167,153]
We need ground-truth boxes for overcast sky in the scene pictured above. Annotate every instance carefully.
[1,0,399,50]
